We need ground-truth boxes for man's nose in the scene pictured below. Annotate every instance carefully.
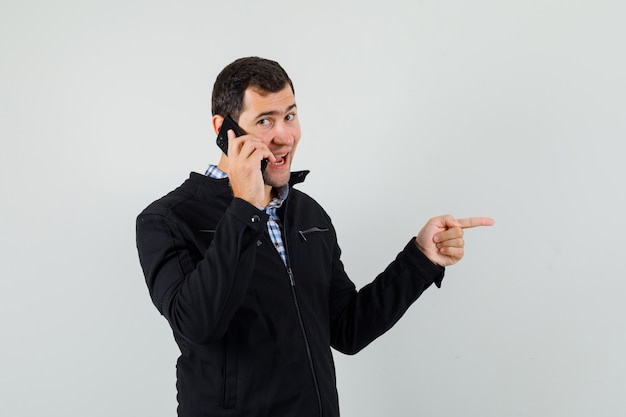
[272,122,294,146]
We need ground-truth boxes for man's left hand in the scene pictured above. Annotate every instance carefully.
[415,215,495,267]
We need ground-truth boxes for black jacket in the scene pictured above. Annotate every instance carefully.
[136,171,444,417]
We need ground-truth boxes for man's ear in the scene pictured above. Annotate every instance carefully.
[212,114,225,135]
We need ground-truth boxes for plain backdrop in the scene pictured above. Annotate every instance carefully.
[1,1,625,416]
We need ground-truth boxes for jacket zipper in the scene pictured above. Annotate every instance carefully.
[285,267,323,417]
[281,209,324,417]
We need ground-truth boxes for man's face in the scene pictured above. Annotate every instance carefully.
[237,85,301,189]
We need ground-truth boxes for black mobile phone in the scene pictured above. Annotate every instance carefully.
[216,116,268,172]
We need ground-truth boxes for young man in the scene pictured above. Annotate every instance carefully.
[136,56,493,417]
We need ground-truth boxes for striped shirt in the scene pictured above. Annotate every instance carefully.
[205,165,289,266]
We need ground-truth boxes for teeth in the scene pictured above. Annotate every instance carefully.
[272,154,287,165]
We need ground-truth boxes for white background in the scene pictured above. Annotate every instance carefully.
[1,1,625,416]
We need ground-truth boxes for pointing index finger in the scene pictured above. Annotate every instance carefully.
[457,217,495,229]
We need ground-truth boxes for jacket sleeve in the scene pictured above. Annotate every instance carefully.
[328,238,445,355]
[136,198,268,344]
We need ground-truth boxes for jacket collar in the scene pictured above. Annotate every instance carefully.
[289,170,309,186]
[188,170,310,191]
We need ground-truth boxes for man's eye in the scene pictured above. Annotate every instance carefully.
[285,114,295,121]
[258,119,270,126]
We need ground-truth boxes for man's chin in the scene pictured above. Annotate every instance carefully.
[263,171,291,189]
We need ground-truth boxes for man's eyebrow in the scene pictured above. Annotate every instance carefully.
[254,104,297,119]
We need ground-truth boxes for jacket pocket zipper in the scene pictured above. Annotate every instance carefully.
[298,227,329,242]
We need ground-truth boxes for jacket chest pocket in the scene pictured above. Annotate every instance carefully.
[289,225,334,286]
[297,226,330,242]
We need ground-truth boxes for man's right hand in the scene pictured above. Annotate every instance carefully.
[225,129,276,209]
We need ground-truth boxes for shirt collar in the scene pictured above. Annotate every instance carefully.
[204,164,228,179]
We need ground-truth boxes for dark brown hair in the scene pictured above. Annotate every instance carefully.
[211,57,294,121]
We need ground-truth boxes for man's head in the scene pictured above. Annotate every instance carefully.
[212,57,301,191]
[212,57,295,121]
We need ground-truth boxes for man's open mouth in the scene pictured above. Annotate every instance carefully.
[272,153,287,166]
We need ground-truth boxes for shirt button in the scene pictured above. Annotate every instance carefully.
[251,214,261,223]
